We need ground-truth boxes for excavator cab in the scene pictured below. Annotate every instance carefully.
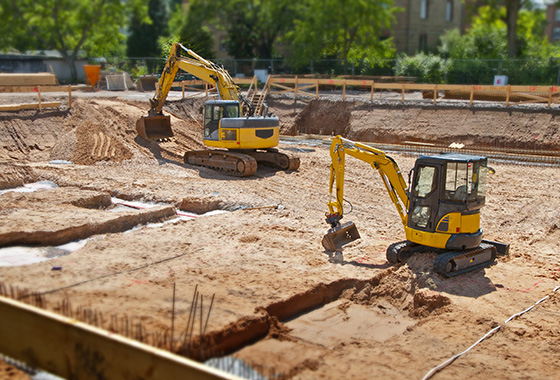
[406,154,487,250]
[202,99,280,150]
[203,100,240,141]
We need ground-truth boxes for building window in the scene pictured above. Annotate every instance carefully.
[419,34,428,52]
[446,0,453,22]
[555,9,560,21]
[420,0,429,20]
[554,27,560,41]
[220,39,228,51]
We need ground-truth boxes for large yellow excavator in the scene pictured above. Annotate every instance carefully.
[323,136,509,277]
[136,42,299,176]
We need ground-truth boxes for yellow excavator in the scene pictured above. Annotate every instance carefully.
[323,136,509,277]
[136,42,299,176]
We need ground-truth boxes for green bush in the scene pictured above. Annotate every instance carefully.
[395,53,450,83]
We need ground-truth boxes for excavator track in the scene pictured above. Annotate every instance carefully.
[433,242,497,277]
[387,240,499,277]
[244,148,301,171]
[183,150,258,177]
[386,240,414,263]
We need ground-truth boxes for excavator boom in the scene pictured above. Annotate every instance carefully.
[136,42,245,141]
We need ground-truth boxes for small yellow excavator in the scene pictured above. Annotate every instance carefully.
[323,136,509,277]
[136,42,299,176]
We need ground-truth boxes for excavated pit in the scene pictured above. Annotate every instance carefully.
[1,94,560,380]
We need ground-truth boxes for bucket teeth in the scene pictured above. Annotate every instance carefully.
[322,221,360,251]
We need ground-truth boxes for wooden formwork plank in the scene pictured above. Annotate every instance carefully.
[0,102,61,111]
[0,296,237,380]
[0,73,58,86]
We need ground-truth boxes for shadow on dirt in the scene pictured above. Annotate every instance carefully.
[325,249,391,270]
[324,249,497,298]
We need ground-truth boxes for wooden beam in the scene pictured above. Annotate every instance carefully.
[0,73,57,86]
[0,102,61,111]
[0,296,238,380]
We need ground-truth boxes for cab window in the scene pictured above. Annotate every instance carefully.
[444,161,486,202]
[413,165,437,198]
[204,105,213,125]
[225,105,239,118]
[212,106,223,121]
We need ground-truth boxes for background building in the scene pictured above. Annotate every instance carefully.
[391,0,467,54]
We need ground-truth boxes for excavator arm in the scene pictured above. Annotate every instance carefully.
[327,136,410,226]
[137,42,252,141]
[322,136,410,250]
[149,42,242,115]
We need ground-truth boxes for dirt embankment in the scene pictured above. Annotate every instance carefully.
[274,97,560,150]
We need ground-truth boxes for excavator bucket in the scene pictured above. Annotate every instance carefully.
[322,221,361,251]
[136,115,173,141]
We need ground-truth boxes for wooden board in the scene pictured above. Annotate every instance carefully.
[0,73,58,86]
[0,296,236,380]
[0,102,61,111]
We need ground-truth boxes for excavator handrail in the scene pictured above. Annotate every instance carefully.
[327,135,410,227]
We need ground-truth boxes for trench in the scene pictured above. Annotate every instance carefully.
[195,277,383,358]
[0,182,227,267]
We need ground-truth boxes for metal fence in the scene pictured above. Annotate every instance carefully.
[102,57,560,86]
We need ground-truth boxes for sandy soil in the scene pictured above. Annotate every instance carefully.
[0,92,559,379]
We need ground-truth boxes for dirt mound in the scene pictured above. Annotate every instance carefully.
[0,109,71,162]
[346,257,452,318]
[48,99,139,165]
[0,98,206,167]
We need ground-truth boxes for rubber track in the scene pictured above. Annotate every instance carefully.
[184,150,258,177]
[433,243,497,277]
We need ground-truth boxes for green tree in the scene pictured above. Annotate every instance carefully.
[395,53,450,83]
[0,0,147,82]
[477,0,549,58]
[285,0,400,74]
[439,5,555,59]
[175,0,216,59]
[127,0,169,72]
[212,0,297,59]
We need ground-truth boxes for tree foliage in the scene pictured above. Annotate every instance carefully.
[127,0,169,63]
[174,0,216,59]
[395,53,450,83]
[476,0,549,58]
[212,0,297,59]
[439,5,558,60]
[0,0,147,81]
[285,0,400,73]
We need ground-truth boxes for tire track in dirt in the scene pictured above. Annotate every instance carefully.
[92,131,116,160]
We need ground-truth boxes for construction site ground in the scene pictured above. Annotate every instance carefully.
[1,89,560,380]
